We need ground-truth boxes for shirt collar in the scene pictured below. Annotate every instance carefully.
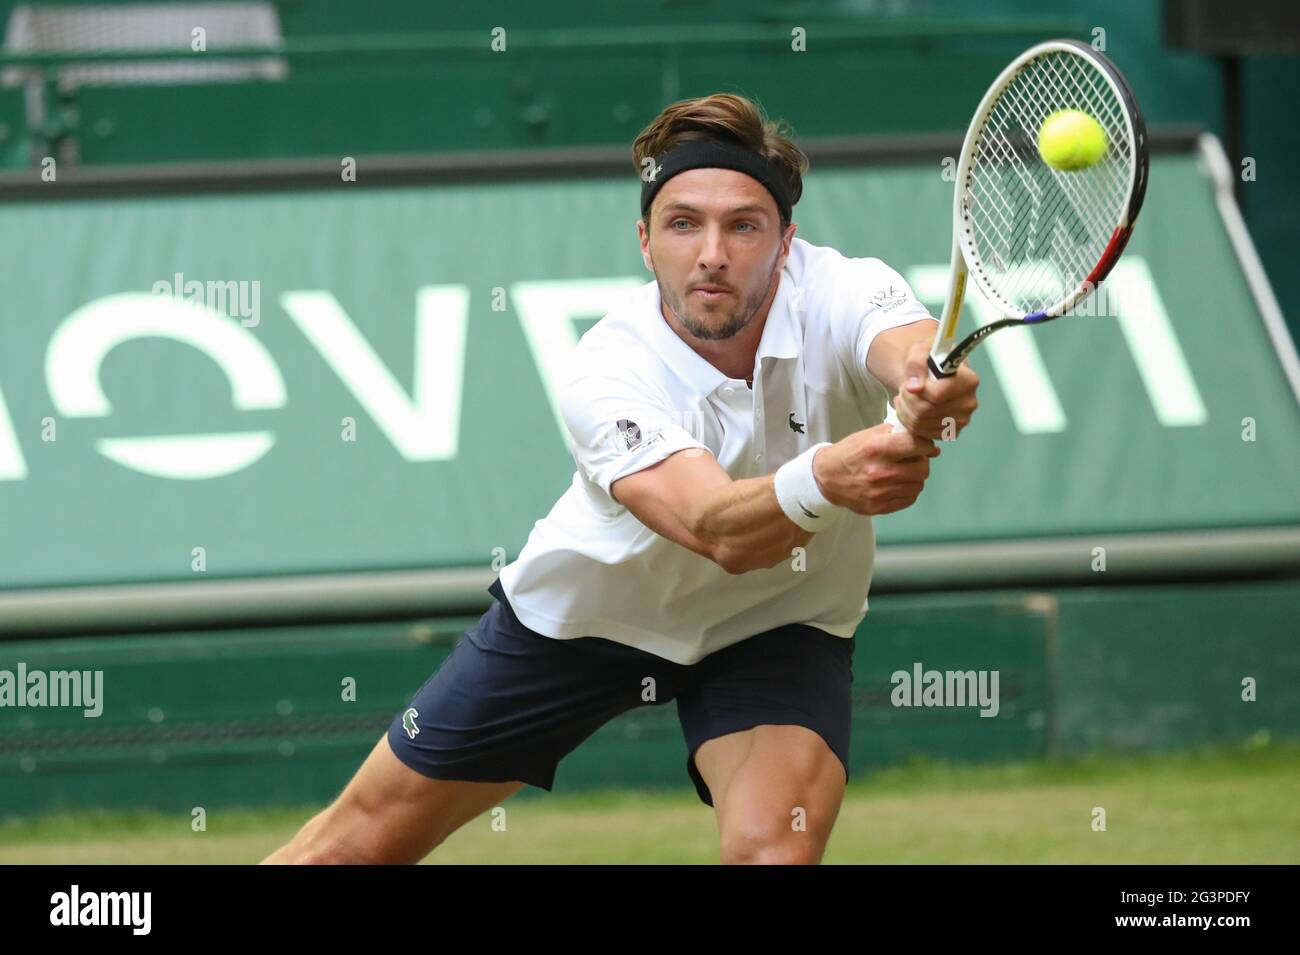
[643,269,799,396]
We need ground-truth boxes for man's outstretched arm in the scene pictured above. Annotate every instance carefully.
[867,319,981,439]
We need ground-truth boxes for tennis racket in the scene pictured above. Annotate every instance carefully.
[892,38,1148,431]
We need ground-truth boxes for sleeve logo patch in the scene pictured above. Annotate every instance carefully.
[872,285,910,312]
[615,419,643,451]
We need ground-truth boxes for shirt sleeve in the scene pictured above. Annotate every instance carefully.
[559,371,711,499]
[821,255,937,393]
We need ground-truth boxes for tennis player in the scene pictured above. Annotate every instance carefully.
[264,93,979,865]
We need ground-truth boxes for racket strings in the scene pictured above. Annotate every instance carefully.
[1034,56,1131,234]
[981,61,1129,280]
[971,60,1127,308]
[1000,80,1124,258]
[963,48,1133,315]
[977,78,1122,301]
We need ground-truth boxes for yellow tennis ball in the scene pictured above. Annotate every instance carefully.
[1037,110,1108,171]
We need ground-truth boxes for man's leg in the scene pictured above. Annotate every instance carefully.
[266,582,689,864]
[676,625,856,865]
[262,734,525,864]
[693,724,847,865]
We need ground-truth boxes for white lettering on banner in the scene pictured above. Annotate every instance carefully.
[97,433,276,479]
[47,294,284,416]
[510,279,645,445]
[905,255,1205,434]
[0,258,1201,482]
[0,385,26,480]
[1106,258,1208,426]
[280,286,469,461]
[44,292,284,479]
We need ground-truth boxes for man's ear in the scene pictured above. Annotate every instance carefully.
[774,220,796,272]
[774,220,796,268]
[637,218,654,271]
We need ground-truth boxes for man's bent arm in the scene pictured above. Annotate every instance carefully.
[611,450,814,575]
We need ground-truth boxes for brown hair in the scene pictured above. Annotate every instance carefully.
[632,92,809,229]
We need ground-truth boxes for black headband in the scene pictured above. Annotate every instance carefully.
[639,136,795,224]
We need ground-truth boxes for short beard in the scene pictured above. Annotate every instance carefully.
[658,254,780,343]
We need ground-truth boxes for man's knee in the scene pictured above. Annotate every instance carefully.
[720,820,825,865]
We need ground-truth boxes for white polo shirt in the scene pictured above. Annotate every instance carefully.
[497,236,934,665]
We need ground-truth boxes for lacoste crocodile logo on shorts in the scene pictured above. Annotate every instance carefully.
[402,707,420,739]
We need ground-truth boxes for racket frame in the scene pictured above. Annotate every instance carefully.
[928,38,1149,378]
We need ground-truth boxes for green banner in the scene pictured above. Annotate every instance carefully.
[3,152,1298,589]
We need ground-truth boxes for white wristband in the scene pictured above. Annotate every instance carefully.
[774,442,844,532]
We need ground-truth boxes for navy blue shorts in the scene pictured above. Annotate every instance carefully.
[387,578,855,807]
